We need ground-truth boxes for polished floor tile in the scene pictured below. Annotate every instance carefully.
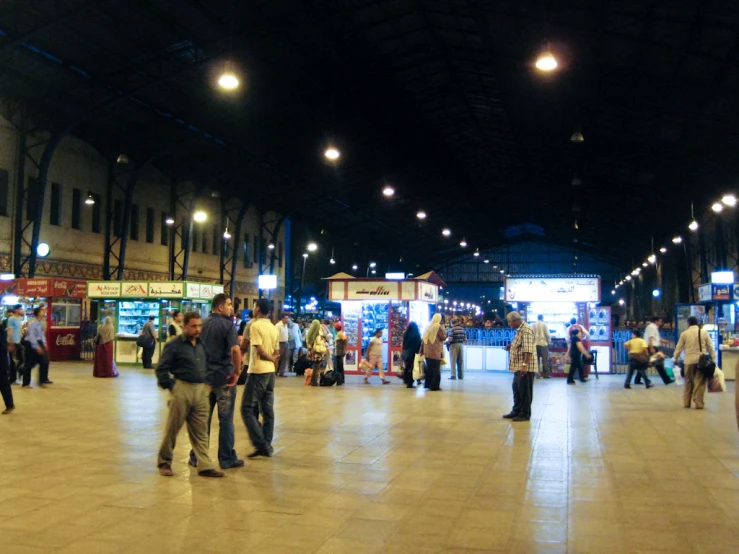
[2,363,739,553]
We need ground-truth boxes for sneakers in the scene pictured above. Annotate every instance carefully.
[158,464,174,477]
[198,469,225,478]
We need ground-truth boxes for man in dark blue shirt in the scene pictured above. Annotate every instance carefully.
[189,293,243,470]
[156,311,223,478]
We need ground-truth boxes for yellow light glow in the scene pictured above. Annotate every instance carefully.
[193,211,207,223]
[535,52,558,71]
[218,72,239,90]
[324,147,340,161]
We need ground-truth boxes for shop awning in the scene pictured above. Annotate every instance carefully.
[323,272,356,280]
[412,271,447,287]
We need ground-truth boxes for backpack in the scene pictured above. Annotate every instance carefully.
[320,370,338,387]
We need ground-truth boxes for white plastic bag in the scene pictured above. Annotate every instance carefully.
[413,354,426,380]
[707,367,726,393]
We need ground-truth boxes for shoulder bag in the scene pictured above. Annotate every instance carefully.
[697,329,716,379]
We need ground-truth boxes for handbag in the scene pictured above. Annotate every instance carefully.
[136,334,154,349]
[707,368,726,393]
[697,329,716,379]
[313,335,327,355]
[413,353,426,380]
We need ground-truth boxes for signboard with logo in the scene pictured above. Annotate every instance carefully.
[148,282,184,298]
[328,279,439,302]
[186,282,201,299]
[712,284,732,301]
[734,285,739,301]
[121,282,149,298]
[346,281,399,300]
[47,327,81,361]
[504,277,600,303]
[418,282,438,303]
[88,282,122,298]
[200,284,214,299]
[14,278,87,299]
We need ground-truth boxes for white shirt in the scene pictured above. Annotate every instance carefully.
[249,318,279,374]
[532,321,551,347]
[644,322,661,349]
[289,322,302,346]
[367,337,383,357]
[674,326,716,365]
[275,321,289,343]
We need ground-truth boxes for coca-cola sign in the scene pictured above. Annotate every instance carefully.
[55,333,76,346]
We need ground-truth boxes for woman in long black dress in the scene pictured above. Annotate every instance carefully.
[401,322,422,388]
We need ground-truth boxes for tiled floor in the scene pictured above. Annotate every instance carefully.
[2,363,739,553]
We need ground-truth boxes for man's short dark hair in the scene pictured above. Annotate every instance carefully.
[570,328,580,337]
[148,315,155,320]
[212,293,228,311]
[183,311,201,325]
[33,307,42,317]
[255,298,271,316]
[172,310,180,318]
[13,304,22,311]
[687,316,699,326]
[651,316,662,323]
[632,329,643,338]
[375,328,383,335]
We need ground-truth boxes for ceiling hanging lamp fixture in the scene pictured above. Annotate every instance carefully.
[218,8,240,91]
[535,49,558,71]
[570,124,584,143]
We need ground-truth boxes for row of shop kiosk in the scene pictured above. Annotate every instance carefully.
[0,278,223,365]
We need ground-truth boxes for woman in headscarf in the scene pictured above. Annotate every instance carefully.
[306,320,326,386]
[421,313,446,391]
[402,322,422,389]
[93,317,119,378]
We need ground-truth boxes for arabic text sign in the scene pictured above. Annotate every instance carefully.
[121,282,148,298]
[87,282,122,298]
[505,277,600,303]
[148,282,184,298]
[346,281,400,300]
[186,283,201,299]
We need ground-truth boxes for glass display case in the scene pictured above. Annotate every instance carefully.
[51,299,82,328]
[409,301,430,330]
[118,300,160,335]
[361,302,389,351]
[342,302,361,347]
[390,302,408,347]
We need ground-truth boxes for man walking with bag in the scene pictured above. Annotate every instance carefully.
[156,311,224,478]
[673,317,716,409]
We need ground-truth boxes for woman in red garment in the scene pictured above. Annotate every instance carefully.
[93,317,119,378]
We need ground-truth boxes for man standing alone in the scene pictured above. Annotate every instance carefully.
[241,298,279,458]
[673,317,716,409]
[6,304,24,384]
[532,314,551,379]
[141,315,157,369]
[23,306,51,387]
[274,313,290,377]
[503,312,538,422]
[156,312,224,478]
[189,294,244,469]
[448,318,466,380]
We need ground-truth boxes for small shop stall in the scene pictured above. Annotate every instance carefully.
[87,281,224,366]
[504,275,610,375]
[0,277,87,361]
[325,272,444,375]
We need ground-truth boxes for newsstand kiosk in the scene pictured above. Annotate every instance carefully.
[2,278,88,361]
[504,275,611,375]
[325,272,444,375]
[87,281,224,366]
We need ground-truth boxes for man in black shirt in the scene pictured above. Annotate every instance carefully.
[156,311,224,478]
[189,294,243,470]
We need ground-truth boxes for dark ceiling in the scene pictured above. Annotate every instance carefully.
[2,0,739,276]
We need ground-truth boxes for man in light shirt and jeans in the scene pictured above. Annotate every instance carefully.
[241,298,279,458]
[274,313,290,377]
[673,316,716,409]
[532,314,551,379]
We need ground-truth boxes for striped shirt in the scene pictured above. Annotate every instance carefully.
[508,322,538,373]
[450,325,466,344]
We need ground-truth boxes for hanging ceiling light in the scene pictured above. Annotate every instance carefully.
[382,185,395,197]
[165,215,175,225]
[267,242,275,250]
[473,248,480,257]
[688,220,699,231]
[193,211,207,223]
[642,262,648,267]
[659,247,667,253]
[672,236,683,244]
[459,238,467,248]
[442,228,451,237]
[648,254,656,264]
[416,210,427,220]
[712,202,724,213]
[351,264,358,271]
[626,275,632,281]
[330,258,336,265]
[223,228,231,239]
[535,51,558,71]
[85,192,95,205]
[483,259,490,264]
[722,194,736,207]
[324,146,340,161]
[369,262,376,268]
[307,242,318,252]
[218,62,240,90]
[570,125,584,143]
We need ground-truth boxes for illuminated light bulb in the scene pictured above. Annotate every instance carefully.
[642,262,648,267]
[483,259,490,264]
[218,71,239,90]
[330,258,335,264]
[535,51,558,71]
[165,216,175,225]
[672,236,682,244]
[369,262,376,268]
[722,194,736,207]
[712,202,724,213]
[382,186,394,197]
[324,147,340,161]
[302,253,309,258]
[193,211,207,223]
[416,211,427,220]
[352,264,358,270]
[267,243,275,250]
[459,239,467,248]
[442,228,451,237]
[307,242,318,252]
[648,254,656,264]
[85,192,95,205]
[618,299,625,306]
[688,220,699,231]
[223,229,231,239]
[659,247,667,253]
[626,275,632,281]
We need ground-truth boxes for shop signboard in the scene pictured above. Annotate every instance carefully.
[200,284,214,298]
[712,284,732,301]
[698,284,712,302]
[401,281,416,300]
[186,282,201,299]
[88,282,122,298]
[418,282,438,303]
[120,282,148,298]
[148,282,184,298]
[48,327,80,360]
[734,285,739,301]
[504,277,600,303]
[19,279,51,297]
[346,281,400,300]
[52,280,86,299]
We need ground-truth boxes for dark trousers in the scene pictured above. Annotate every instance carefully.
[0,357,14,409]
[241,373,275,451]
[141,346,155,369]
[334,354,345,385]
[403,356,415,388]
[567,358,585,383]
[511,371,535,419]
[8,344,23,382]
[625,360,650,387]
[425,358,441,390]
[23,347,49,386]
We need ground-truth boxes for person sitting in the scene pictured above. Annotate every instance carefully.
[292,348,311,376]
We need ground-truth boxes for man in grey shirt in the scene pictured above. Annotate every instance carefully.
[189,294,243,469]
[141,315,157,369]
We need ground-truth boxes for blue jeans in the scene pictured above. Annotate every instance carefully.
[240,373,275,451]
[189,385,239,467]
